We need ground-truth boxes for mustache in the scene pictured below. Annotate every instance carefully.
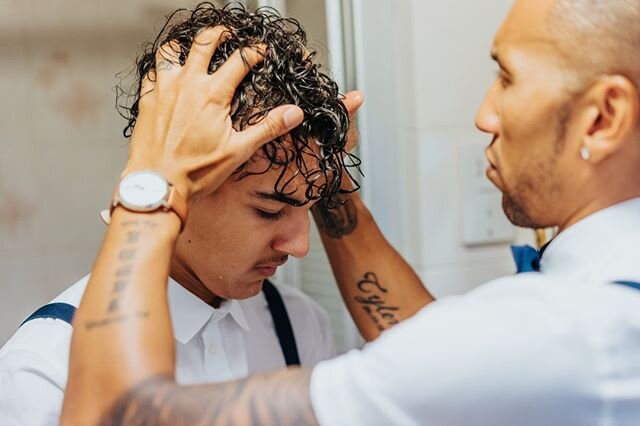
[254,255,289,267]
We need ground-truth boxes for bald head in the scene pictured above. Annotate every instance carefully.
[547,0,640,90]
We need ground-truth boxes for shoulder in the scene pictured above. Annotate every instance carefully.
[0,274,91,386]
[310,275,611,425]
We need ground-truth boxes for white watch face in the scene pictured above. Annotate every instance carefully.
[119,170,169,211]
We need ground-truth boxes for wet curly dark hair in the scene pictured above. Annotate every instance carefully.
[117,1,360,207]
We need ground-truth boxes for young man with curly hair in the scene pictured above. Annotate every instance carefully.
[0,3,361,424]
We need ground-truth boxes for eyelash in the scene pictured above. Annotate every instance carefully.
[255,209,285,221]
[495,71,511,87]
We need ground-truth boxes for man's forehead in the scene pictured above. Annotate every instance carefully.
[494,0,558,48]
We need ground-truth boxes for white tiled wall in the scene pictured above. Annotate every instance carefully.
[354,0,534,299]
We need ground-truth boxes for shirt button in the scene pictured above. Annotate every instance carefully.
[207,343,217,356]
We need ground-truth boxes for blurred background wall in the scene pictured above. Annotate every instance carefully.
[0,0,533,350]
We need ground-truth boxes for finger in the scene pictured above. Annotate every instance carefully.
[185,26,231,73]
[212,45,266,96]
[140,72,155,99]
[342,90,365,118]
[234,105,304,158]
[137,71,158,117]
[155,41,182,82]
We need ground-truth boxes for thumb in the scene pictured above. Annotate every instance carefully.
[342,90,365,118]
[235,105,304,154]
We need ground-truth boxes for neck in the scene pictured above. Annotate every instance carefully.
[557,189,640,233]
[169,257,225,308]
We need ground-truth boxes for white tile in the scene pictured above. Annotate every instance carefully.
[415,128,527,270]
[409,0,512,130]
[414,259,516,299]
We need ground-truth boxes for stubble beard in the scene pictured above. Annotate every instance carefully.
[500,102,571,229]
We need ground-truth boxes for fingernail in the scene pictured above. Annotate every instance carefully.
[283,107,304,128]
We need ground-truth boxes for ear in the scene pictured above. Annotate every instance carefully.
[581,75,639,163]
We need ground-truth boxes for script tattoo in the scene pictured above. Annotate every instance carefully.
[355,272,399,332]
[84,220,150,330]
[101,369,318,426]
[312,196,357,239]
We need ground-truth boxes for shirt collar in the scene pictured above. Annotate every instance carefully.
[540,197,640,276]
[168,277,251,344]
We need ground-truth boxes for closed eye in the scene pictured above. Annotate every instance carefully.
[255,208,285,221]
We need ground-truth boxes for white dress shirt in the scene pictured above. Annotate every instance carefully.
[311,198,640,426]
[0,276,334,426]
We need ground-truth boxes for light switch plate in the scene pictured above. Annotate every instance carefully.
[459,143,515,246]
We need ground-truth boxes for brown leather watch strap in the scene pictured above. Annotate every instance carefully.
[104,180,189,231]
[165,185,188,226]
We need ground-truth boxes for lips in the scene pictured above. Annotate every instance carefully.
[254,257,288,277]
[484,149,502,188]
[254,266,278,277]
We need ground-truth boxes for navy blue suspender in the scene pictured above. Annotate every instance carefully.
[262,280,301,366]
[611,280,640,292]
[21,302,75,327]
[21,279,301,367]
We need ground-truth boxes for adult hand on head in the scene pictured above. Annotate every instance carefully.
[342,90,365,153]
[124,26,304,200]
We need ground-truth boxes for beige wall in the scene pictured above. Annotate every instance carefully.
[0,0,216,343]
[0,0,338,346]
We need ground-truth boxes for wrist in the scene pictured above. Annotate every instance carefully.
[110,169,189,231]
[110,206,182,241]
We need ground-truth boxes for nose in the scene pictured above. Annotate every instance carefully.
[475,82,500,135]
[271,210,311,258]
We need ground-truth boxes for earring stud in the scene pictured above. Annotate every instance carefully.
[580,147,591,161]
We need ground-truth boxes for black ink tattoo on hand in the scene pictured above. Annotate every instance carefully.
[312,196,357,239]
[156,59,176,72]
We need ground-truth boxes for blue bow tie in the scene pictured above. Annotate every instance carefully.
[511,245,541,273]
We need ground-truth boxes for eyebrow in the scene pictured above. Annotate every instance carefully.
[252,191,305,206]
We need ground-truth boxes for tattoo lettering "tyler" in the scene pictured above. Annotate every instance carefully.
[355,272,399,331]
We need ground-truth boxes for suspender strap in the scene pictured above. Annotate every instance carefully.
[21,302,76,327]
[612,280,640,291]
[262,280,301,367]
[21,284,301,367]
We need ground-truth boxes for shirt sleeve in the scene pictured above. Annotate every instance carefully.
[0,349,66,426]
[309,278,600,426]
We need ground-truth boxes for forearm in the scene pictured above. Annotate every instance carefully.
[61,208,180,425]
[313,192,434,341]
[102,368,317,426]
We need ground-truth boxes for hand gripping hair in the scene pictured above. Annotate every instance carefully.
[118,2,361,207]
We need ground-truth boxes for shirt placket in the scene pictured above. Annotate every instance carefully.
[201,311,235,382]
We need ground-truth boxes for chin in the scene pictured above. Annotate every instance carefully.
[225,279,265,300]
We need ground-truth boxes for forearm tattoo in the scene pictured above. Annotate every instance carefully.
[101,369,318,426]
[355,272,400,332]
[312,196,357,239]
[84,220,158,331]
